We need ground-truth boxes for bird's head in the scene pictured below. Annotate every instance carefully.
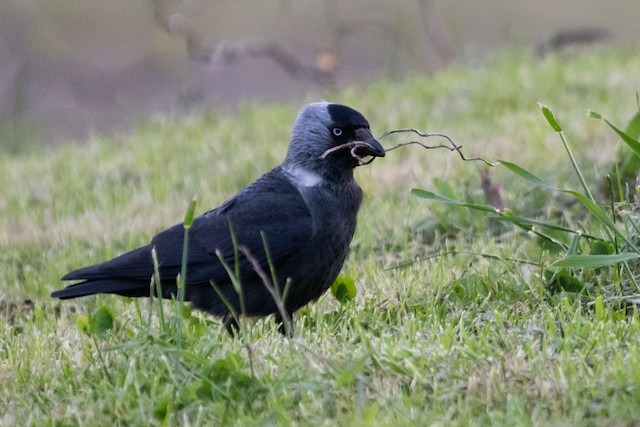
[283,102,385,182]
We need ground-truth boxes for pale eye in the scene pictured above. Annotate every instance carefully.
[332,128,343,136]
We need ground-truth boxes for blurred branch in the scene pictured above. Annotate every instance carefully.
[151,0,336,85]
[214,39,334,85]
[538,27,612,55]
[151,0,411,88]
[151,0,213,61]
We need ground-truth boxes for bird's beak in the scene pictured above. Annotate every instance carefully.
[354,128,386,158]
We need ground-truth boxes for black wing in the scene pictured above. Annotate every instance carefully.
[152,167,314,285]
[55,168,314,296]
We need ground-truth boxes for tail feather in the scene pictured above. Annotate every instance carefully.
[61,245,154,281]
[51,279,178,300]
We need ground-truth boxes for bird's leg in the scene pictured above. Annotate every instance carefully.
[223,314,240,337]
[275,312,294,337]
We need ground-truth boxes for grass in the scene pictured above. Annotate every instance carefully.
[2,47,640,425]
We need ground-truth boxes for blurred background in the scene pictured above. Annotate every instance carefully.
[1,0,638,151]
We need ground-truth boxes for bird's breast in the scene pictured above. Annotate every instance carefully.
[302,182,362,233]
[275,182,363,312]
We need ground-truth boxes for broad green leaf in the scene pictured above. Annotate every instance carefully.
[550,252,639,268]
[545,268,584,293]
[75,315,90,334]
[331,275,357,303]
[89,306,115,337]
[590,241,614,255]
[411,189,497,213]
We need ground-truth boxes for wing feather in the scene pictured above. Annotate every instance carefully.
[60,168,314,291]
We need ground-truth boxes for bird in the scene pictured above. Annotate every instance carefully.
[51,102,385,335]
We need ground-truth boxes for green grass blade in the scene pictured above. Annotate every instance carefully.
[215,250,246,316]
[527,228,569,250]
[260,231,280,301]
[562,190,613,229]
[539,103,563,132]
[410,189,498,213]
[605,118,640,160]
[560,189,639,251]
[590,110,640,159]
[490,214,600,239]
[179,198,197,304]
[550,253,639,268]
[540,104,594,200]
[412,188,570,249]
[624,110,640,139]
[175,197,197,357]
[500,159,637,250]
[182,197,197,229]
[151,247,166,331]
[557,131,595,202]
[498,160,559,190]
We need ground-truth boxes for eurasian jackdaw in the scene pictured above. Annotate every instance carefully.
[51,102,385,335]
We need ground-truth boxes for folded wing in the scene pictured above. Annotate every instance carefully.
[53,168,314,299]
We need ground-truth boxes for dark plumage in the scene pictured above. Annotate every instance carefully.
[51,102,384,334]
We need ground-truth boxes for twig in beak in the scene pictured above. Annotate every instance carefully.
[319,128,497,167]
[319,141,377,166]
[380,128,498,167]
